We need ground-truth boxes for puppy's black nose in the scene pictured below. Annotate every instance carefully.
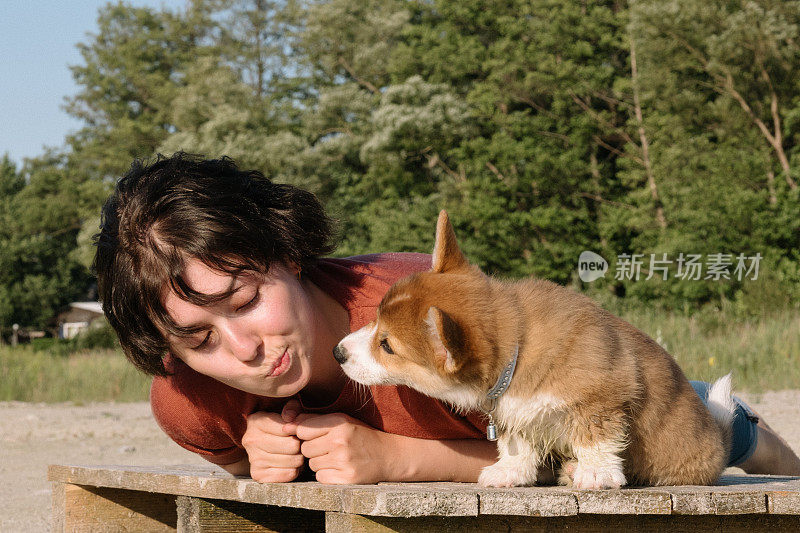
[333,344,348,364]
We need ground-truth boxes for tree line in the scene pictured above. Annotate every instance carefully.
[1,0,799,333]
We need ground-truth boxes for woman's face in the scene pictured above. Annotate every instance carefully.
[163,258,318,397]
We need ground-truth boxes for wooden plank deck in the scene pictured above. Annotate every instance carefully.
[49,464,800,532]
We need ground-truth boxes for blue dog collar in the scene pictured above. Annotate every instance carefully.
[484,345,519,441]
[486,344,519,400]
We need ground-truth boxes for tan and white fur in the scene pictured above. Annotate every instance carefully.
[335,210,735,488]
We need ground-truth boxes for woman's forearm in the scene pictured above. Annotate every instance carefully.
[221,429,498,483]
[219,456,251,476]
[388,434,498,483]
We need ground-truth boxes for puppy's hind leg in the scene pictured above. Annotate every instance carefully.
[478,433,540,487]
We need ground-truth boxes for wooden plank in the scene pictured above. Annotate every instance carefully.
[575,488,672,515]
[325,512,527,533]
[670,484,769,515]
[345,484,478,517]
[325,512,557,533]
[51,481,65,533]
[47,465,479,517]
[52,483,176,532]
[769,491,800,514]
[671,491,716,515]
[711,491,766,515]
[324,512,800,532]
[48,464,800,518]
[176,496,324,532]
[476,486,578,516]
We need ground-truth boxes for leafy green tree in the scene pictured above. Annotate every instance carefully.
[299,0,409,93]
[65,2,200,178]
[388,0,631,282]
[198,0,299,97]
[158,56,306,174]
[618,0,800,307]
[0,155,24,330]
[33,0,799,318]
[634,0,799,193]
[0,155,23,197]
[0,152,102,328]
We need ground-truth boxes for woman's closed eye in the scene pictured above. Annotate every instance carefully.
[192,331,213,351]
[185,287,260,351]
[235,289,260,312]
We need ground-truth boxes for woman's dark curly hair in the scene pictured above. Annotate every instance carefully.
[93,152,336,376]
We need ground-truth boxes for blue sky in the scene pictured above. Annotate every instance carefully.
[0,0,186,167]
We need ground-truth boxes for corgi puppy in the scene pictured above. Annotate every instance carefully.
[334,210,735,489]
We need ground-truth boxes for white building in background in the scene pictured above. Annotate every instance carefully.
[57,302,104,339]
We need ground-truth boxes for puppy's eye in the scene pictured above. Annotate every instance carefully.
[380,338,394,354]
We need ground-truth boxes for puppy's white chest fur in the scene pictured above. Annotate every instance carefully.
[474,393,576,488]
[495,393,569,453]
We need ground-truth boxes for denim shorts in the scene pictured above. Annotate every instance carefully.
[690,380,759,466]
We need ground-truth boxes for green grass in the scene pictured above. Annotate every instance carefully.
[0,346,151,402]
[1,307,799,402]
[615,306,800,392]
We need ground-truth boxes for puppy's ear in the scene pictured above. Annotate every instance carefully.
[426,306,466,373]
[432,210,470,273]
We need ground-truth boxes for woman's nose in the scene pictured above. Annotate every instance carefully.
[222,320,261,362]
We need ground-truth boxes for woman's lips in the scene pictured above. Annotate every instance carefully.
[268,350,291,377]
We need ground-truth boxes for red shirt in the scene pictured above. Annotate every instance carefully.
[150,253,487,465]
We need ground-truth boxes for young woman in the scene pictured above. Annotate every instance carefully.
[94,153,800,484]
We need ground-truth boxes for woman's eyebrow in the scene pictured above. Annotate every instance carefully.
[173,323,210,336]
[170,280,249,332]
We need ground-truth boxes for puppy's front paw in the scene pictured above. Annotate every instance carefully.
[572,463,626,490]
[478,463,536,487]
